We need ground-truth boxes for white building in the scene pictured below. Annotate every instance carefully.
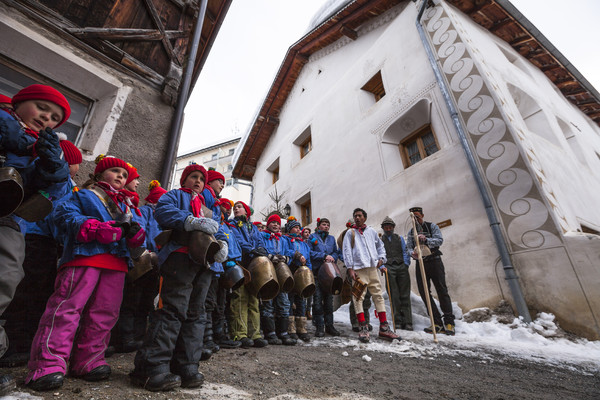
[232,0,600,339]
[174,137,252,204]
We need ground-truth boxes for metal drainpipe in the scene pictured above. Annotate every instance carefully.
[160,0,209,186]
[414,0,532,323]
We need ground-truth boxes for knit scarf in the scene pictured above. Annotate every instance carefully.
[317,230,328,241]
[352,224,367,235]
[121,189,142,216]
[179,188,205,218]
[287,233,302,242]
[95,181,127,207]
[268,231,282,240]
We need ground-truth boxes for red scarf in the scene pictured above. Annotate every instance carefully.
[121,189,142,216]
[268,231,282,240]
[352,224,367,235]
[94,182,128,208]
[287,233,302,242]
[204,184,217,199]
[179,188,205,217]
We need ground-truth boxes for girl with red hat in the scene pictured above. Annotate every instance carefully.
[26,155,146,391]
[131,163,227,391]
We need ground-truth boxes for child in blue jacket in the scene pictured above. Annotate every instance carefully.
[132,163,226,392]
[26,155,145,391]
[283,217,312,342]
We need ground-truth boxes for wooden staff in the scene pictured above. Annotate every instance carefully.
[411,212,438,343]
[384,269,395,333]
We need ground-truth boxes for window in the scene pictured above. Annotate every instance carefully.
[225,179,233,187]
[267,157,280,185]
[361,70,385,102]
[227,163,233,171]
[211,153,218,160]
[300,136,312,158]
[400,124,439,167]
[228,148,235,156]
[293,126,312,160]
[300,199,312,227]
[0,58,91,144]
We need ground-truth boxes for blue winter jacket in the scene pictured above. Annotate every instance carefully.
[284,235,312,270]
[308,231,340,272]
[52,189,133,267]
[228,217,262,258]
[202,187,221,223]
[139,204,161,252]
[260,231,290,257]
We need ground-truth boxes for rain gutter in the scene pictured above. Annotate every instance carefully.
[160,0,209,186]
[414,0,532,322]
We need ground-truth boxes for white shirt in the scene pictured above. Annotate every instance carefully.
[342,226,387,270]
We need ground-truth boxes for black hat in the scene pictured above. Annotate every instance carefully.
[409,206,423,214]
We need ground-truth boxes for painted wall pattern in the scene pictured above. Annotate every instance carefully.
[422,4,562,251]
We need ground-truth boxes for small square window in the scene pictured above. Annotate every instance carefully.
[293,126,312,160]
[399,125,440,168]
[267,157,280,186]
[301,199,312,227]
[300,136,312,158]
[361,70,385,102]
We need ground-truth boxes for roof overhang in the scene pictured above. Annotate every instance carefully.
[232,0,600,180]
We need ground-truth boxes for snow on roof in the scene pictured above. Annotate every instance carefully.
[306,0,353,33]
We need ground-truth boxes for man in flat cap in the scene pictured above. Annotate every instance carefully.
[406,207,455,335]
[381,216,413,331]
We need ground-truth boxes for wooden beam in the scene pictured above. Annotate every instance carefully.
[340,25,358,40]
[66,27,163,41]
[143,0,179,65]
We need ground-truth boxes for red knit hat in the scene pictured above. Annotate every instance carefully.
[267,214,281,225]
[180,163,207,187]
[94,154,129,175]
[235,201,253,217]
[12,84,71,127]
[145,180,167,204]
[0,94,11,104]
[58,140,82,165]
[217,198,233,210]
[126,164,140,184]
[206,169,225,184]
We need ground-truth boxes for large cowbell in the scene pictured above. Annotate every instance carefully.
[188,231,220,265]
[292,265,315,298]
[247,256,279,300]
[274,261,294,293]
[0,167,24,218]
[318,262,343,295]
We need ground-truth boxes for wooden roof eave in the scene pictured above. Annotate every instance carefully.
[232,0,405,180]
[447,0,600,126]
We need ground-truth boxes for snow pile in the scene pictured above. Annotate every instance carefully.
[306,300,600,374]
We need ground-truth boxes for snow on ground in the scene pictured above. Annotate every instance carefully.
[306,294,600,375]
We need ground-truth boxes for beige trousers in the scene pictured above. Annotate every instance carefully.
[351,267,385,315]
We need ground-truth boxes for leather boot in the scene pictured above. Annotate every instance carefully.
[261,316,282,345]
[288,316,298,340]
[276,317,297,345]
[325,324,341,336]
[296,316,311,342]
[315,325,325,337]
[0,374,16,396]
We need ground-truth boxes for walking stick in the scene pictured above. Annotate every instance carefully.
[384,269,395,333]
[411,212,438,343]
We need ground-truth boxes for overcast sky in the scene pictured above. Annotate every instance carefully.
[178,0,600,155]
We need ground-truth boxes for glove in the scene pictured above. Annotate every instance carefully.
[126,221,146,248]
[77,219,123,244]
[184,215,219,235]
[35,128,63,170]
[250,247,267,259]
[0,117,32,155]
[214,240,229,263]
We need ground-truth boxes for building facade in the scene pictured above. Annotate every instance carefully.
[1,0,231,199]
[174,137,252,205]
[233,0,600,339]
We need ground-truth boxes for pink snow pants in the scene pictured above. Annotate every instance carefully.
[26,265,125,382]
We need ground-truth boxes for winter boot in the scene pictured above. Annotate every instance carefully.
[276,317,297,345]
[378,322,401,341]
[325,324,340,336]
[262,316,282,345]
[288,316,298,340]
[314,325,325,338]
[214,328,242,349]
[203,321,220,353]
[444,323,456,336]
[358,322,370,343]
[296,316,311,342]
[424,324,444,334]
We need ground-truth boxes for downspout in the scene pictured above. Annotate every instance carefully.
[160,0,209,186]
[414,0,532,323]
